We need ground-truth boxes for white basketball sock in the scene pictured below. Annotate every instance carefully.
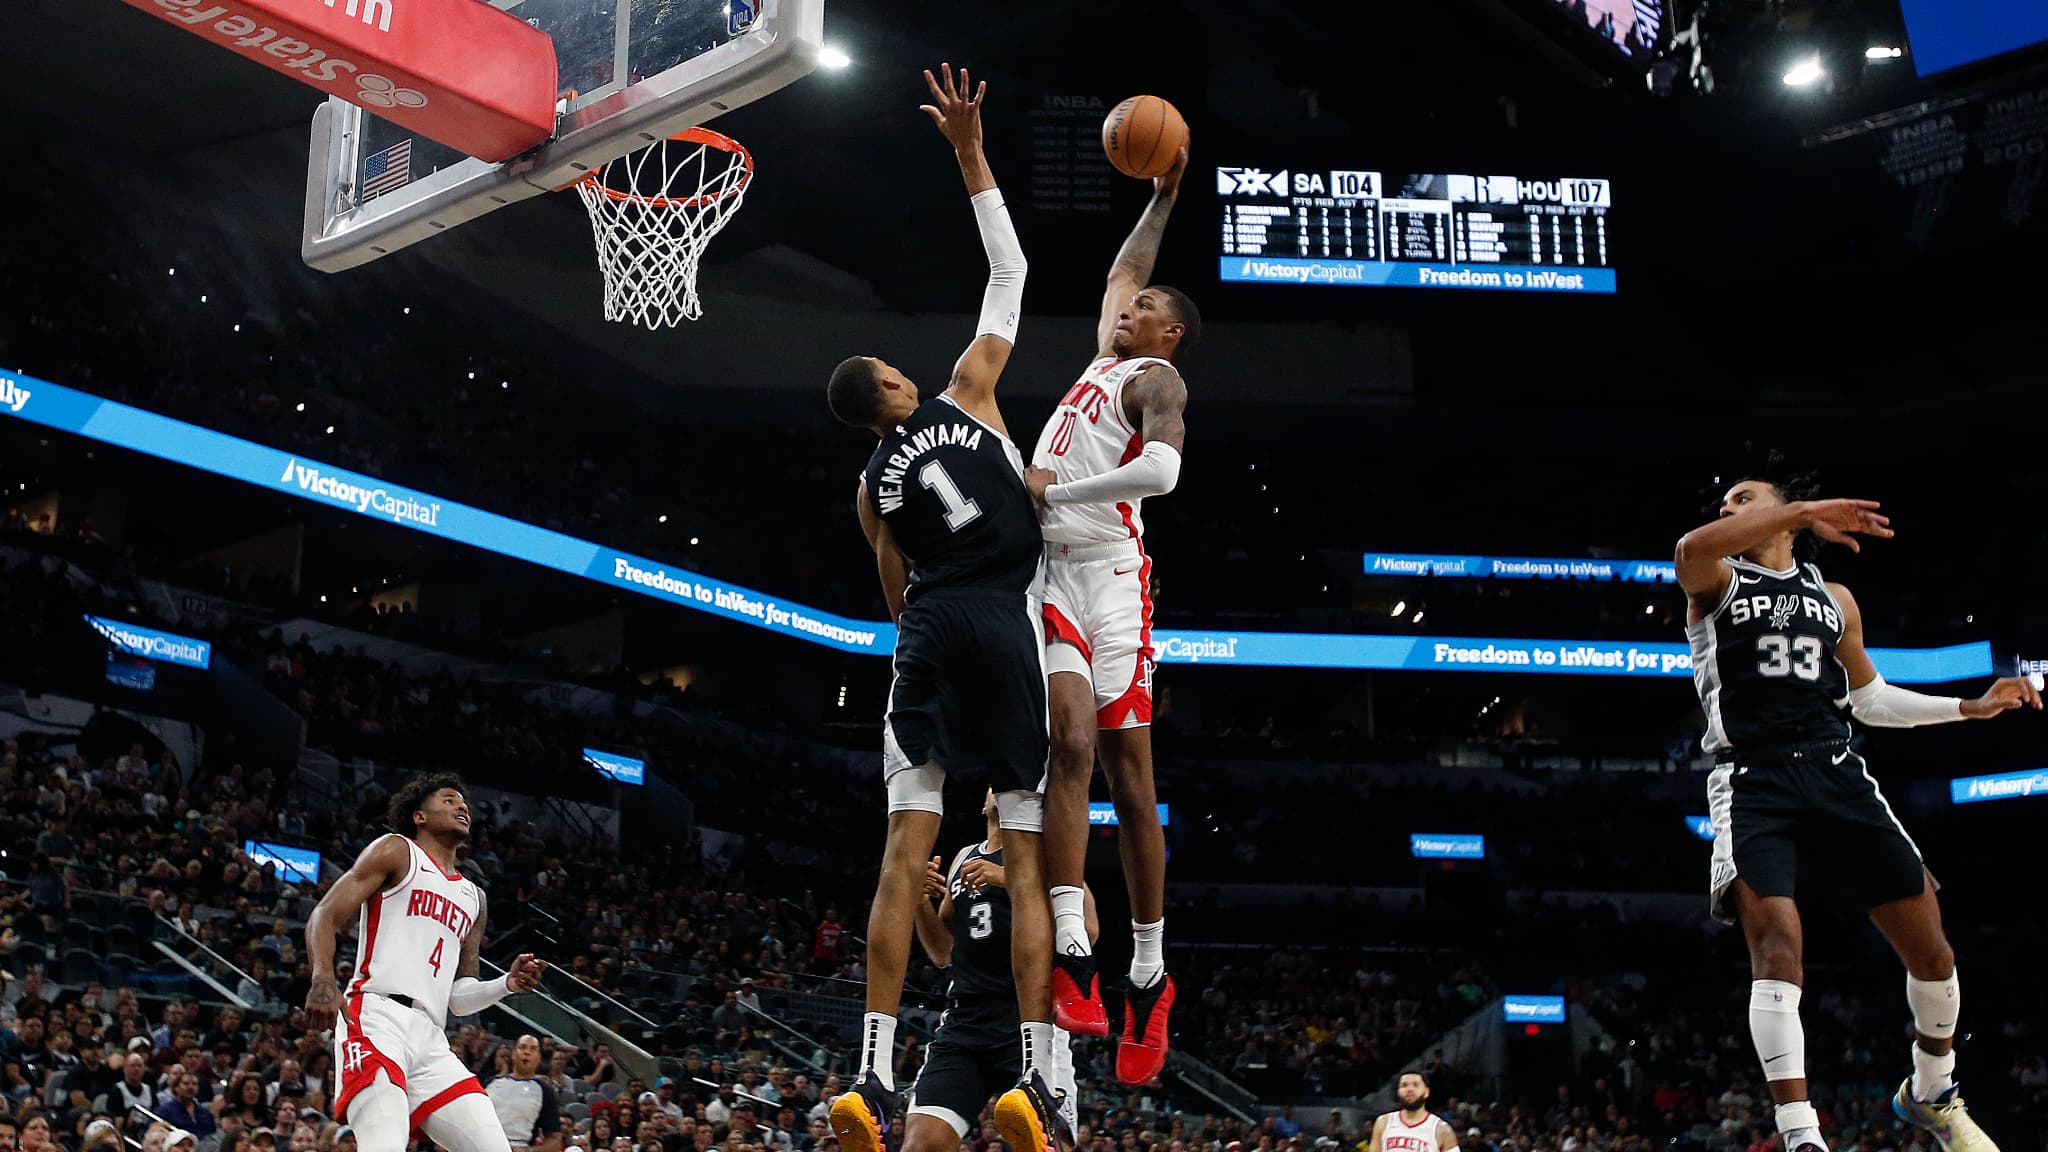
[1128,919,1165,989]
[1774,1101,1821,1152]
[860,1012,897,1091]
[1052,887,1090,957]
[1750,979,1806,1082]
[1020,1020,1056,1081]
[1912,1044,1957,1103]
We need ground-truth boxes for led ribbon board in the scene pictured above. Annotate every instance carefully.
[583,748,647,786]
[85,615,213,669]
[1363,553,1675,583]
[0,370,1997,679]
[1087,802,1171,826]
[1503,995,1566,1023]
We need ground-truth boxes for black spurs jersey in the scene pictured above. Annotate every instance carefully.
[863,395,1043,605]
[1687,559,1852,754]
[939,842,1016,1035]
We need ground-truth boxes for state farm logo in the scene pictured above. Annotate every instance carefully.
[355,73,426,108]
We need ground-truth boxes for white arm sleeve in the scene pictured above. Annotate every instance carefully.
[971,188,1026,343]
[1845,674,1965,728]
[1045,440,1182,506]
[447,974,512,1017]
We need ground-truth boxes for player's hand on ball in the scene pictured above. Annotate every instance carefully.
[960,858,1005,892]
[1155,143,1189,197]
[1024,466,1055,507]
[1962,676,2044,718]
[919,63,985,154]
[1799,498,1891,552]
[507,953,547,994]
[924,855,948,903]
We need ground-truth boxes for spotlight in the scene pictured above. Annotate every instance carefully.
[658,514,668,523]
[1391,601,1407,617]
[1865,45,1903,60]
[819,45,851,69]
[1782,56,1825,87]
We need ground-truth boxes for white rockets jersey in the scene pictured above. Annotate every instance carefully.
[348,834,482,1026]
[1377,1112,1451,1152]
[1031,356,1173,545]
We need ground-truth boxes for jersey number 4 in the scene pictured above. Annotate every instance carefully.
[1756,633,1823,682]
[428,937,445,977]
[920,461,982,531]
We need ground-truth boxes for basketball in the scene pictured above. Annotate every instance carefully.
[1102,95,1187,179]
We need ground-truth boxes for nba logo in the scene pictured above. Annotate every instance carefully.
[729,0,757,35]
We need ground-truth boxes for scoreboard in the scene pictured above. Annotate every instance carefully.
[1217,167,1617,294]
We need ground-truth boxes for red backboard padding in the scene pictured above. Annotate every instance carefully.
[123,0,558,163]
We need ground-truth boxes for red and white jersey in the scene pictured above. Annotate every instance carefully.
[1031,356,1173,545]
[1377,1112,1451,1152]
[349,834,482,1027]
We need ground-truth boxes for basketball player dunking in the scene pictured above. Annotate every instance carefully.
[903,792,1095,1152]
[305,774,546,1152]
[1021,145,1197,1086]
[1676,472,2040,1152]
[1367,1072,1458,1152]
[825,64,1059,1152]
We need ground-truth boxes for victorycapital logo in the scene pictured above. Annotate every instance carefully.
[279,458,441,527]
[1158,635,1239,662]
[0,375,29,412]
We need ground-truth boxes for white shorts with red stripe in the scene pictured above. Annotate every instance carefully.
[335,991,486,1131]
[1041,537,1154,730]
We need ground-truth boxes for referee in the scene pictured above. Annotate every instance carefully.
[486,1035,562,1152]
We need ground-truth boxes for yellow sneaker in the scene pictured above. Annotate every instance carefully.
[829,1072,897,1152]
[1893,1079,1999,1152]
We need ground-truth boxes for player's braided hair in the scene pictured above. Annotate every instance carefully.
[1704,445,1824,563]
[387,771,466,834]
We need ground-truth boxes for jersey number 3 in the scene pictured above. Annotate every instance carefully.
[969,901,995,940]
[428,937,445,977]
[919,461,982,531]
[1756,634,1823,682]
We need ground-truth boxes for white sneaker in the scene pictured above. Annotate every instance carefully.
[1893,1079,1999,1152]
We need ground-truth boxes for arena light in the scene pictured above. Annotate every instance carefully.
[1783,56,1826,86]
[1390,600,1407,617]
[1866,45,1903,59]
[819,45,851,69]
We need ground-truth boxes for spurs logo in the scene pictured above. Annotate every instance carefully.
[1768,595,1798,630]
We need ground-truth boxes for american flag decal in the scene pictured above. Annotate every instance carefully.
[361,139,413,202]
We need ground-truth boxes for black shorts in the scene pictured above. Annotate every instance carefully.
[908,1017,1020,1135]
[885,588,1049,796]
[1707,741,1931,924]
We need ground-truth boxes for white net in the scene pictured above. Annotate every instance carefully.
[575,129,753,329]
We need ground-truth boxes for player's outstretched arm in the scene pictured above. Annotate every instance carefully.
[449,888,546,1017]
[856,479,908,622]
[1097,145,1187,357]
[304,834,411,1026]
[1830,582,2043,723]
[1025,364,1184,508]
[1673,498,1891,609]
[919,64,1026,424]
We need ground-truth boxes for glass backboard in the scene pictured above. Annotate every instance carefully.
[302,0,821,271]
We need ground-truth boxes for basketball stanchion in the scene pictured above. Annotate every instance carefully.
[572,127,755,328]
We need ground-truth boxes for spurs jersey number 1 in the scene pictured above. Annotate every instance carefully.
[350,834,482,1025]
[1032,356,1172,545]
[1686,559,1852,754]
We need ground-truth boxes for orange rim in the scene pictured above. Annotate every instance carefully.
[577,127,754,208]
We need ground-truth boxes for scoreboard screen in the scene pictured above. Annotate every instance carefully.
[1217,167,1617,294]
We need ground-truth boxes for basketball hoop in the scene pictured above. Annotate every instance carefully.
[574,127,754,328]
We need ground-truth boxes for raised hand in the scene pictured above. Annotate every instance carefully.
[1155,143,1189,198]
[1961,676,2045,718]
[919,63,985,154]
[1801,498,1892,552]
[923,855,948,903]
